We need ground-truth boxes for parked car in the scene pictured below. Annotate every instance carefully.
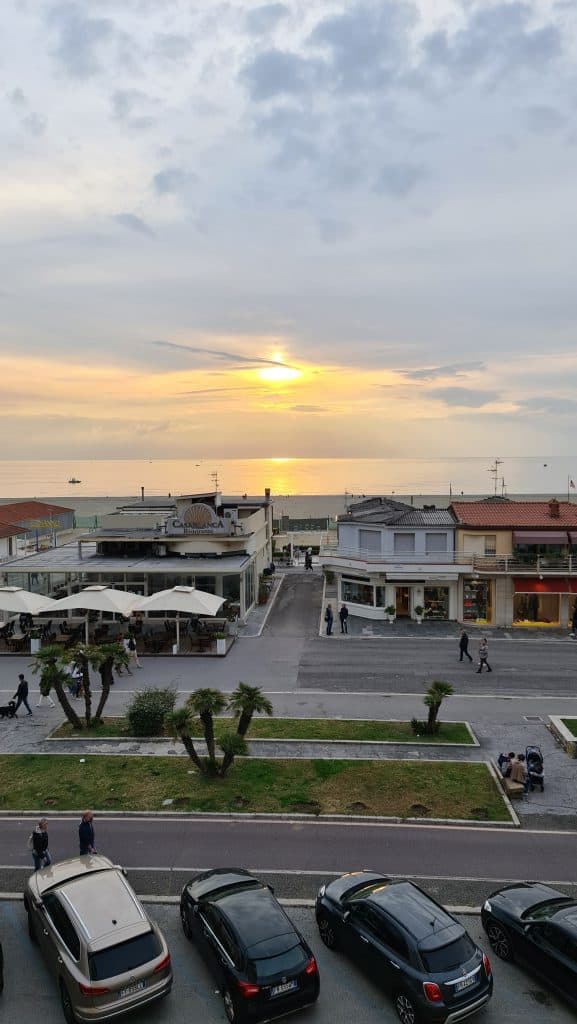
[180,867,320,1023]
[0,939,3,994]
[482,881,577,1009]
[24,855,172,1023]
[316,871,492,1024]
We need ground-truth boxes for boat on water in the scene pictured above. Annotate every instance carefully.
[68,477,81,484]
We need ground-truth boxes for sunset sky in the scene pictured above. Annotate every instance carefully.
[2,0,576,459]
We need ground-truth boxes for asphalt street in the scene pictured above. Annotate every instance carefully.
[0,902,573,1024]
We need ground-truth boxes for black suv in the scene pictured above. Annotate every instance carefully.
[180,868,320,1023]
[316,871,492,1024]
[482,881,577,1009]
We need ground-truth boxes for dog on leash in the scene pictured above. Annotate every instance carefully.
[0,701,17,719]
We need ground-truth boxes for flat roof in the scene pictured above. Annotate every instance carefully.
[2,543,249,574]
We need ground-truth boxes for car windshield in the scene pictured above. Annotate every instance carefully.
[89,930,162,980]
[253,944,306,982]
[420,935,476,973]
[522,899,576,921]
[345,883,386,902]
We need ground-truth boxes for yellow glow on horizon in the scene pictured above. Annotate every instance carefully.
[258,364,302,383]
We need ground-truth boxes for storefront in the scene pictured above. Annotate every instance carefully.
[424,586,450,620]
[462,579,492,624]
[513,578,569,626]
[337,575,458,620]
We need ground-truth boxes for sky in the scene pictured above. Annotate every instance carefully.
[1,0,577,460]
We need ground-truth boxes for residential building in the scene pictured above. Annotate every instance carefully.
[321,497,467,621]
[1,491,273,622]
[0,500,74,556]
[0,522,27,562]
[451,497,577,627]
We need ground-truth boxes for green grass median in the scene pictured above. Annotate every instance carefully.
[0,755,507,821]
[561,719,577,736]
[52,717,474,744]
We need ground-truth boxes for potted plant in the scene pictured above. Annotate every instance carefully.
[215,632,227,656]
[29,627,42,654]
[414,605,424,624]
[384,604,396,624]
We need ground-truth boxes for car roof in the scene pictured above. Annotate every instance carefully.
[368,881,462,943]
[186,868,257,902]
[30,855,116,896]
[215,884,295,952]
[57,869,149,946]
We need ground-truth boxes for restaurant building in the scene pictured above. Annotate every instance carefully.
[1,491,273,622]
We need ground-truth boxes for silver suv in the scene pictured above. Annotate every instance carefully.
[24,856,172,1023]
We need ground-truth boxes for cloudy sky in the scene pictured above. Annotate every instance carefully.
[1,0,576,460]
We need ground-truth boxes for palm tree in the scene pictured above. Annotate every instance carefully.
[218,732,247,777]
[31,646,82,729]
[228,683,273,738]
[165,707,206,773]
[64,644,93,727]
[187,688,228,766]
[423,681,454,732]
[89,642,130,723]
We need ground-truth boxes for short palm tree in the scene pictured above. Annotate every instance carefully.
[89,642,129,723]
[228,683,273,737]
[187,688,228,765]
[31,645,83,729]
[424,680,454,731]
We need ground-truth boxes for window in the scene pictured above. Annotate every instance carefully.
[424,587,449,620]
[425,533,447,555]
[484,535,497,556]
[342,579,373,605]
[463,580,492,623]
[89,931,162,980]
[359,530,381,555]
[254,945,306,981]
[378,917,409,960]
[43,895,80,960]
[222,574,240,602]
[420,934,476,973]
[394,533,415,554]
[513,593,559,625]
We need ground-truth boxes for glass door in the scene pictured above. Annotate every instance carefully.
[396,587,410,617]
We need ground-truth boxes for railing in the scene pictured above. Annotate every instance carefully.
[472,555,576,573]
[320,543,472,565]
[321,545,577,574]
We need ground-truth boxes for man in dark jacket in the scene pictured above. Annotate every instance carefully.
[13,674,32,715]
[458,630,473,662]
[31,818,51,871]
[339,604,349,634]
[79,810,96,855]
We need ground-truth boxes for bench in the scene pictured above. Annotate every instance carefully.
[501,777,524,800]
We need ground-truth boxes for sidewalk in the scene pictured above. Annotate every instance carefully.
[324,614,577,641]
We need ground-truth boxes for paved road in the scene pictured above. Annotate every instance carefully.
[3,816,577,886]
[1,903,572,1024]
[264,573,323,637]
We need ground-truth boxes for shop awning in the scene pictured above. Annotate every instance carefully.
[513,577,568,594]
[569,533,577,545]
[513,531,569,545]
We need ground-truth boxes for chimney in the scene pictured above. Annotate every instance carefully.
[264,487,271,501]
[548,498,560,518]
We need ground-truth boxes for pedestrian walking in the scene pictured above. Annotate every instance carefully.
[12,674,32,716]
[79,810,97,855]
[36,685,56,709]
[339,604,349,634]
[458,629,473,662]
[476,637,492,673]
[324,603,334,636]
[571,603,577,637]
[29,818,52,871]
[123,633,141,669]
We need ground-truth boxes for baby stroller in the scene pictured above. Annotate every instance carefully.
[526,745,544,792]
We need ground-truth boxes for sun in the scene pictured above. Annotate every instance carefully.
[258,353,301,384]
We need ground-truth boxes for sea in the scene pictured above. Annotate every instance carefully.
[0,457,575,518]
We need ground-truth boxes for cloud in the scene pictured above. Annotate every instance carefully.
[152,166,196,196]
[153,340,296,369]
[374,162,426,197]
[177,386,263,395]
[6,88,27,107]
[518,396,577,414]
[290,404,327,413]
[524,104,565,135]
[397,362,485,381]
[245,4,289,36]
[112,213,155,237]
[318,217,353,244]
[111,89,157,131]
[241,49,320,101]
[152,32,191,62]
[22,113,47,137]
[47,3,116,78]
[429,387,499,407]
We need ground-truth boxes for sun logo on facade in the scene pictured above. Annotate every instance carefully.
[182,503,218,528]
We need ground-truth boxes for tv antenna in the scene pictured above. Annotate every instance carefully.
[211,470,220,491]
[487,458,503,496]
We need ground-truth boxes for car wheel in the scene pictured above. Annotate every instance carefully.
[60,981,77,1024]
[486,920,513,961]
[394,991,420,1024]
[317,914,339,950]
[180,902,193,940]
[223,987,246,1024]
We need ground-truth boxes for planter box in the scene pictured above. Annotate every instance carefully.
[30,638,41,654]
[216,638,226,656]
[548,716,577,757]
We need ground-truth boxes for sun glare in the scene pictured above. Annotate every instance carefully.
[258,364,301,383]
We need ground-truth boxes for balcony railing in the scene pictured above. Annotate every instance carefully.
[320,543,472,565]
[321,544,577,574]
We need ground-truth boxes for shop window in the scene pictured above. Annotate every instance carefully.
[394,533,415,554]
[424,587,449,620]
[463,580,492,623]
[513,593,560,625]
[425,533,447,555]
[223,574,240,602]
[375,586,387,607]
[342,579,374,605]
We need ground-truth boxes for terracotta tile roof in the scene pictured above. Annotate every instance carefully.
[0,521,25,539]
[0,500,72,523]
[450,499,577,528]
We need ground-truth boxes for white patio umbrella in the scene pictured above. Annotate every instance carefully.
[132,586,225,652]
[0,587,57,616]
[44,585,140,644]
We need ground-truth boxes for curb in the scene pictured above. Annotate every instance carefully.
[239,574,285,638]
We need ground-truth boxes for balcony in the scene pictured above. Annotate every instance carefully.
[472,555,577,574]
[320,544,577,576]
[320,543,472,568]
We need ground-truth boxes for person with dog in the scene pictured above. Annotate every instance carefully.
[30,818,51,871]
[13,674,32,715]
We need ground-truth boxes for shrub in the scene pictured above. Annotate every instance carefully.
[410,717,440,736]
[127,687,177,736]
[324,569,335,584]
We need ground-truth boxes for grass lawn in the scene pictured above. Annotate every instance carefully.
[52,717,473,744]
[561,719,577,736]
[0,755,507,821]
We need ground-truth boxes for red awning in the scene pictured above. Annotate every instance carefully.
[513,531,568,544]
[513,578,568,594]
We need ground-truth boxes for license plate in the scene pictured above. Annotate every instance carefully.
[270,980,298,998]
[118,981,146,998]
[455,976,475,993]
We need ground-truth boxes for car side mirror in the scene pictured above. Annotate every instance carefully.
[192,905,200,916]
[267,884,275,894]
[343,911,350,923]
